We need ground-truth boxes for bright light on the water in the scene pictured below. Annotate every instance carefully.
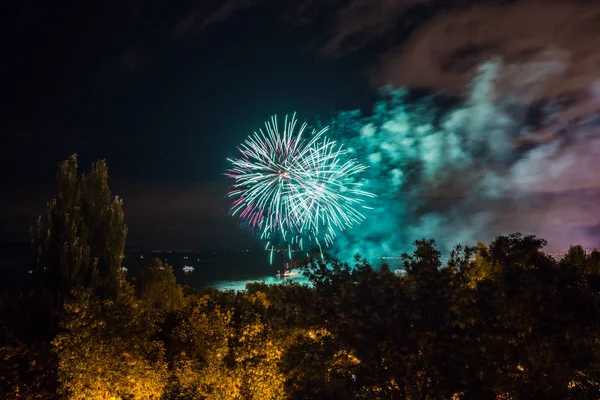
[210,274,311,291]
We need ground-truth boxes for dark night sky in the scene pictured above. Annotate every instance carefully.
[1,1,387,250]
[3,0,599,251]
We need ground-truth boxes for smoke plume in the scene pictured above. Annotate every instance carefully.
[330,56,600,262]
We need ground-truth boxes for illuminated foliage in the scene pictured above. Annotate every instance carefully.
[232,291,286,400]
[0,342,57,399]
[3,233,600,399]
[3,151,600,399]
[170,295,239,399]
[282,327,361,399]
[52,285,168,399]
[137,258,183,313]
[167,290,287,400]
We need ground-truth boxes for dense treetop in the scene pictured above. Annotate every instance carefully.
[0,156,599,399]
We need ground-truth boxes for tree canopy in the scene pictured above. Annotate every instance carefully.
[1,155,599,399]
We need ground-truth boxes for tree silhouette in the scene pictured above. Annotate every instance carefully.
[30,154,127,311]
[137,258,183,314]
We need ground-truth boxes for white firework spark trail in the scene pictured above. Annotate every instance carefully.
[225,113,374,259]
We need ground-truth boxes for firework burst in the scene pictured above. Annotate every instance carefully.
[225,113,373,259]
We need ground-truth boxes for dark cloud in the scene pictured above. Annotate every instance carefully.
[171,0,427,50]
[120,181,230,220]
[0,178,259,251]
[318,0,429,56]
[372,1,600,125]
[172,0,265,39]
[117,181,260,250]
[586,223,600,241]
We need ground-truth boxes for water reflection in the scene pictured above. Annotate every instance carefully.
[210,274,311,291]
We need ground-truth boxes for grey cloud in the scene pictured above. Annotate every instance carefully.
[119,181,230,219]
[172,0,265,39]
[171,0,426,50]
[116,180,260,250]
[374,0,600,130]
[318,0,428,56]
[328,57,600,261]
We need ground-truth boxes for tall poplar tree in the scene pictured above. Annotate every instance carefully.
[31,154,127,306]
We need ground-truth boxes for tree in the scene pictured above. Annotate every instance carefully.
[52,284,168,399]
[165,288,292,400]
[469,234,600,399]
[0,340,57,399]
[562,245,600,275]
[485,233,550,272]
[400,239,474,399]
[137,258,183,314]
[230,290,287,400]
[169,294,239,399]
[2,155,128,398]
[244,281,359,399]
[30,154,127,309]
[459,241,499,288]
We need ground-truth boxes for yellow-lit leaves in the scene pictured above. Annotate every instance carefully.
[53,287,168,399]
